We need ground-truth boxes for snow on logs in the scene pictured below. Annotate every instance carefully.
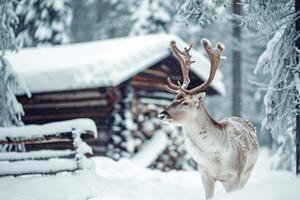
[0,119,96,177]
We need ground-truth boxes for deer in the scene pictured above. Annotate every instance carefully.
[159,39,259,199]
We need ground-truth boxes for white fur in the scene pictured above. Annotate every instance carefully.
[160,95,259,200]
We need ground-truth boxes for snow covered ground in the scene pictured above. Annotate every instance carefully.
[0,148,298,200]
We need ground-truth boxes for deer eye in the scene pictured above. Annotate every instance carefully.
[182,101,189,107]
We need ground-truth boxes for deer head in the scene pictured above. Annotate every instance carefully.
[159,38,225,126]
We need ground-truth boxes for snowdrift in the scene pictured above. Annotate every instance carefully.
[0,149,298,200]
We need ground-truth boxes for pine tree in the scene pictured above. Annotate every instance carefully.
[94,0,225,39]
[241,31,270,146]
[0,0,18,51]
[0,0,30,127]
[14,0,73,47]
[175,0,226,27]
[0,57,30,127]
[240,0,300,171]
[129,0,173,36]
[70,0,98,42]
[93,0,138,40]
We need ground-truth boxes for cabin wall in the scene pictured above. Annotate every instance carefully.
[18,88,113,124]
[131,56,218,96]
[17,55,219,156]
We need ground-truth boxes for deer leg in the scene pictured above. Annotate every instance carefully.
[201,171,216,200]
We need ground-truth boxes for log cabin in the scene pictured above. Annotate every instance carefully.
[6,34,225,156]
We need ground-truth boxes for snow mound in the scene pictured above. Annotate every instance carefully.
[216,178,300,200]
[215,178,300,200]
[0,149,298,200]
[0,172,97,200]
[90,149,297,200]
[131,131,168,167]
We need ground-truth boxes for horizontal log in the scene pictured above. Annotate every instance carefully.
[22,119,108,131]
[34,90,106,100]
[23,105,112,118]
[131,75,170,83]
[132,81,216,95]
[139,97,172,106]
[22,119,108,130]
[0,150,75,161]
[144,69,169,77]
[0,168,79,177]
[0,158,79,177]
[25,142,75,151]
[19,88,106,97]
[18,89,107,104]
[81,130,97,139]
[131,80,167,90]
[1,130,95,144]
[135,66,179,78]
[134,89,167,95]
[22,112,110,121]
[133,72,168,80]
[23,99,108,109]
[136,91,174,100]
[19,95,107,105]
[0,138,73,145]
[149,63,171,73]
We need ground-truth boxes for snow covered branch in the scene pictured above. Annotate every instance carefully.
[0,0,19,52]
[175,0,225,26]
[240,0,300,171]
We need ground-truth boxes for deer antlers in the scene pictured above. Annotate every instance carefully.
[166,38,225,95]
[165,41,195,93]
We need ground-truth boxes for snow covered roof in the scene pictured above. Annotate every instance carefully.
[6,34,225,95]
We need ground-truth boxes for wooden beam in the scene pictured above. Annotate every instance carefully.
[23,99,108,109]
[23,103,112,114]
[131,80,166,88]
[22,118,107,128]
[0,138,73,145]
[143,69,169,77]
[18,88,107,103]
[0,150,75,161]
[22,112,110,121]
[0,159,79,177]
[25,142,75,151]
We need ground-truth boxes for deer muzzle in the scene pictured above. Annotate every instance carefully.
[158,111,169,120]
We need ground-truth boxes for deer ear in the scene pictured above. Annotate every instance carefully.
[195,92,206,101]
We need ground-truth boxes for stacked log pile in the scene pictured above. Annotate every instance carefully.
[0,119,96,176]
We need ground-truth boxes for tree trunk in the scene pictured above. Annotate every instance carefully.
[297,115,300,174]
[295,0,300,175]
[232,0,242,117]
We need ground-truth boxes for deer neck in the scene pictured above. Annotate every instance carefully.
[182,104,223,141]
[197,104,221,128]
